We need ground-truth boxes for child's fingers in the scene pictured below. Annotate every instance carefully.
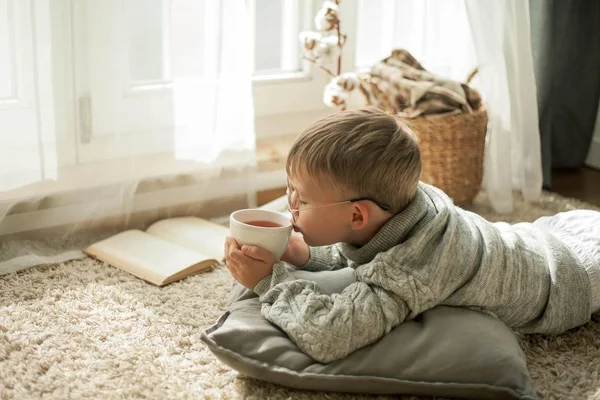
[241,245,276,263]
[230,249,253,265]
[226,256,239,269]
[224,236,239,254]
[226,259,240,278]
[225,237,242,264]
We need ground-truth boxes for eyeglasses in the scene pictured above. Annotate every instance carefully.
[286,178,391,223]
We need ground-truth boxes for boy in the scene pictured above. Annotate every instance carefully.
[224,107,600,364]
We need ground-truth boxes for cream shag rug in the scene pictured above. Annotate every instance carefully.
[1,192,600,400]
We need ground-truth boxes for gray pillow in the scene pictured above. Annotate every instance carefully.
[201,268,535,400]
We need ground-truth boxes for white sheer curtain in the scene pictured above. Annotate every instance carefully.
[464,0,543,212]
[0,0,57,191]
[0,0,255,274]
[356,0,543,213]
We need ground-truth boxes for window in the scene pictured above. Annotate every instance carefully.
[71,0,339,153]
[253,0,358,129]
[2,0,354,176]
[126,0,310,82]
[252,0,337,121]
[253,0,303,77]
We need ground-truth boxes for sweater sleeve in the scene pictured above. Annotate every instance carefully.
[300,244,349,272]
[253,261,409,363]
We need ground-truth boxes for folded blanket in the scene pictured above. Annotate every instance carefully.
[359,49,482,118]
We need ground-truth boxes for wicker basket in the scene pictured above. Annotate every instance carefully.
[399,106,488,206]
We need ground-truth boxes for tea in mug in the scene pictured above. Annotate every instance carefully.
[245,220,283,228]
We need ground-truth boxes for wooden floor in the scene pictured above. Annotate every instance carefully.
[551,166,600,207]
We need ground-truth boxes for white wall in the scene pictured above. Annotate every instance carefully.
[586,102,600,170]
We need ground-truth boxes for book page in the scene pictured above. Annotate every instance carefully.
[146,217,229,260]
[85,230,213,285]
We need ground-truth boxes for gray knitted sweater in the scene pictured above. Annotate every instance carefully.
[253,183,592,363]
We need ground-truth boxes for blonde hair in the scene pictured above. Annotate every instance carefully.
[286,107,421,213]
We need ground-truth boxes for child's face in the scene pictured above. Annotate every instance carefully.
[286,169,355,247]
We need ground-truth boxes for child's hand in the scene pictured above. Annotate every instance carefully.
[281,234,310,267]
[224,237,278,290]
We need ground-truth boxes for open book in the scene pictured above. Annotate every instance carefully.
[84,217,229,286]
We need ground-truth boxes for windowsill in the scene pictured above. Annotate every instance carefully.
[0,135,296,205]
[256,134,294,173]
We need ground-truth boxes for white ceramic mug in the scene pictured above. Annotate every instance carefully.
[229,209,293,260]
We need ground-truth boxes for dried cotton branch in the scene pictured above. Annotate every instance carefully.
[314,1,340,32]
[300,0,358,110]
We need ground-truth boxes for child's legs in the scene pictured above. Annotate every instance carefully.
[534,210,600,315]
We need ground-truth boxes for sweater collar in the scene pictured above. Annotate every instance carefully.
[339,183,433,264]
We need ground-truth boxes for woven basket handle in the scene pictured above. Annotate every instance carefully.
[465,67,479,85]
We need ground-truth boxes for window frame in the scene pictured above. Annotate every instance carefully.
[252,0,358,138]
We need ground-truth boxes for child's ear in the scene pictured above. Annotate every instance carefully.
[350,202,369,230]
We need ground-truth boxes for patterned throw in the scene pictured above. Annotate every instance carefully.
[357,49,482,118]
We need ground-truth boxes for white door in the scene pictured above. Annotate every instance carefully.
[0,0,56,191]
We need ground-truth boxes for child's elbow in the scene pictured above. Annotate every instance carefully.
[305,346,347,364]
[296,335,353,364]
